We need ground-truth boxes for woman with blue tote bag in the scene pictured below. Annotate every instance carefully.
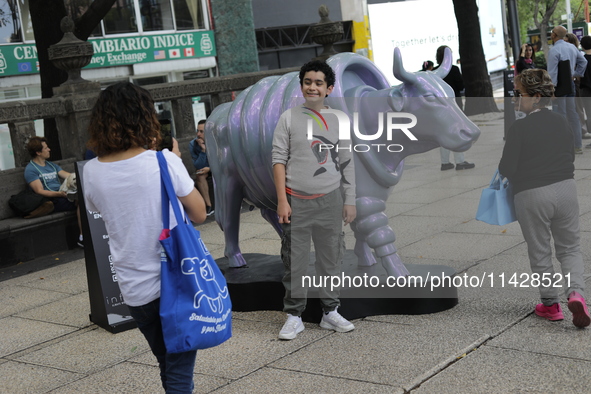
[83,82,207,392]
[499,69,590,328]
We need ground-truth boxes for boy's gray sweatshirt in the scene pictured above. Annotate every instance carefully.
[272,104,355,205]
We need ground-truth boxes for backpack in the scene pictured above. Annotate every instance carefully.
[8,188,48,217]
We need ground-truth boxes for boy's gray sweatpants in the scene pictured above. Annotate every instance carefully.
[281,188,344,316]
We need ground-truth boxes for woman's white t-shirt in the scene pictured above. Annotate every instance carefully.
[83,149,195,307]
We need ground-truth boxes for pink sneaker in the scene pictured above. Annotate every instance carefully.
[567,292,591,328]
[535,303,564,321]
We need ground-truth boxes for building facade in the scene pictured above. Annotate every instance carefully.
[0,0,220,169]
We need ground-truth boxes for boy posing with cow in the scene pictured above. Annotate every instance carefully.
[272,60,357,340]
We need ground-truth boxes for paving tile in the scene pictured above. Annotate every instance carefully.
[0,360,81,393]
[367,254,540,335]
[487,312,591,360]
[0,316,77,357]
[17,259,88,295]
[212,367,400,394]
[2,259,84,285]
[15,292,93,328]
[398,232,523,263]
[14,327,150,373]
[390,186,471,205]
[0,285,68,318]
[234,237,281,256]
[384,202,425,218]
[50,361,229,394]
[447,217,523,237]
[130,318,330,380]
[417,175,490,190]
[382,215,465,249]
[270,320,483,386]
[414,346,591,393]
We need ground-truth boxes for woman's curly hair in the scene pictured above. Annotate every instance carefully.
[87,82,161,157]
[515,68,555,107]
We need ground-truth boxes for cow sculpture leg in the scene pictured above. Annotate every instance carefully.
[215,175,249,268]
[353,196,410,277]
[260,207,283,237]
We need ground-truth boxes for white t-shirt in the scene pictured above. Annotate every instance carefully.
[83,149,195,307]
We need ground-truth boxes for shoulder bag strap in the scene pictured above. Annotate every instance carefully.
[157,151,186,230]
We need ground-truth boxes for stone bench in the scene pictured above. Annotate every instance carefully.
[0,158,79,268]
[0,144,216,269]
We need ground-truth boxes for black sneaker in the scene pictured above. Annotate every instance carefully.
[77,236,84,248]
[206,206,215,216]
[440,163,455,171]
[455,161,475,170]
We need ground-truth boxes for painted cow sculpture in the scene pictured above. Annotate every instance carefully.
[205,47,480,277]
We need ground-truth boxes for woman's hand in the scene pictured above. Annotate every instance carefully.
[172,137,181,157]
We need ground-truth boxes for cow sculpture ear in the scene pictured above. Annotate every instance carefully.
[389,88,404,112]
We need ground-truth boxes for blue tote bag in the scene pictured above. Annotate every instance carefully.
[157,151,232,353]
[476,169,517,226]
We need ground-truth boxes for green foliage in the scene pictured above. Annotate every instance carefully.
[517,0,588,43]
[534,51,547,69]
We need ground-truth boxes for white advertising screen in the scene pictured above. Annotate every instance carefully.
[368,0,506,85]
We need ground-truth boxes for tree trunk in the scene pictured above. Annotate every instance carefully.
[28,0,68,159]
[533,0,560,64]
[75,0,118,40]
[28,0,117,160]
[452,0,499,115]
[539,20,550,64]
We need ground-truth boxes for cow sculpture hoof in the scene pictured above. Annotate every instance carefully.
[354,241,378,267]
[227,253,248,268]
[381,253,410,277]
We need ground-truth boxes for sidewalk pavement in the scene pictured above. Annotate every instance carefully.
[2,108,591,393]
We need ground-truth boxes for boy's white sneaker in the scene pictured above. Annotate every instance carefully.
[278,314,304,340]
[320,309,355,332]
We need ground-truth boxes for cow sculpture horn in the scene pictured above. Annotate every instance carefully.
[393,47,418,84]
[434,47,453,79]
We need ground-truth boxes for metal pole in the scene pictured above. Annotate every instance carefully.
[500,0,512,68]
[566,0,573,33]
[506,0,521,63]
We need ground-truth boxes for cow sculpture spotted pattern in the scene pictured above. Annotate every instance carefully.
[205,47,480,277]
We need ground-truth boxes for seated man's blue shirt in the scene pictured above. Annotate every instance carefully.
[24,161,62,191]
[189,138,209,170]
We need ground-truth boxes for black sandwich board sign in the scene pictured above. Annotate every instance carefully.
[76,161,136,333]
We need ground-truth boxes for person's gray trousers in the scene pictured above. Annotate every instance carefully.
[514,179,585,306]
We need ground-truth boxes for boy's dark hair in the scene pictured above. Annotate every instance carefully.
[581,35,591,50]
[26,136,47,158]
[299,60,335,88]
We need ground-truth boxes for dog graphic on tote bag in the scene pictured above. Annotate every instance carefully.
[181,256,229,313]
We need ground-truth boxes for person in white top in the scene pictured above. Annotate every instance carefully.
[83,82,206,393]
